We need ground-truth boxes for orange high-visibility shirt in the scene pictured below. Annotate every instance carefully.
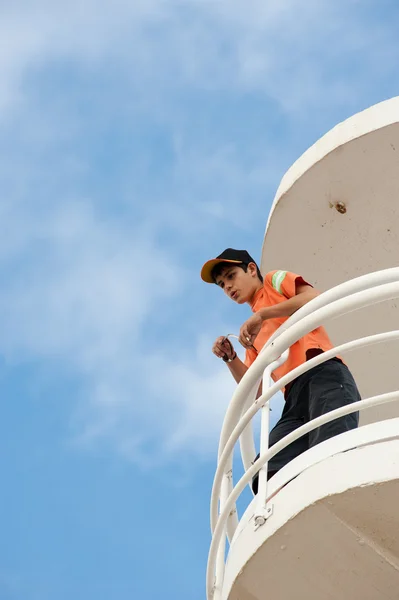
[244,270,335,383]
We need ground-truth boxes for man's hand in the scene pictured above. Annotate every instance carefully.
[212,336,236,361]
[239,313,264,348]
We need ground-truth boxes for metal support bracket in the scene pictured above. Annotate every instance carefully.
[254,503,273,530]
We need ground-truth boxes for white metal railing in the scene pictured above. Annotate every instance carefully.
[214,268,399,543]
[207,268,399,600]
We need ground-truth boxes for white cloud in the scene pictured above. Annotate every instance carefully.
[1,0,397,118]
[74,351,236,465]
[0,0,398,466]
[0,199,180,364]
[69,326,284,468]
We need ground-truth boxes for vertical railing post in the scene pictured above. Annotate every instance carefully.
[213,350,290,596]
[254,350,289,527]
[213,470,231,600]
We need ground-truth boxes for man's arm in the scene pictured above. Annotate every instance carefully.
[225,355,249,384]
[259,283,318,320]
[239,283,319,348]
[212,336,249,384]
[227,356,263,398]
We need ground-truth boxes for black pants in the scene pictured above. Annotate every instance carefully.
[252,358,360,493]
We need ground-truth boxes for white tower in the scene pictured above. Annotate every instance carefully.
[207,97,399,600]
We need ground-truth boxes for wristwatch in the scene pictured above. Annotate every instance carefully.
[223,352,237,363]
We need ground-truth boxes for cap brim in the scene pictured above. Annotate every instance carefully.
[200,259,242,283]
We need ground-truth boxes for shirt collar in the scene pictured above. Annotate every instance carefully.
[250,285,264,310]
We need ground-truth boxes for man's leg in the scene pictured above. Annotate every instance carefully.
[307,359,360,448]
[252,414,308,494]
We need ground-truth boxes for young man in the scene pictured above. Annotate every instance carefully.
[201,248,360,489]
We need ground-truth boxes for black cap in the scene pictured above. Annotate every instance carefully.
[200,248,256,283]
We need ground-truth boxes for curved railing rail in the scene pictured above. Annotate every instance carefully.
[207,268,399,600]
[236,266,399,475]
[215,268,399,542]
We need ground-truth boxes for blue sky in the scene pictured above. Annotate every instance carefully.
[1,1,399,598]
